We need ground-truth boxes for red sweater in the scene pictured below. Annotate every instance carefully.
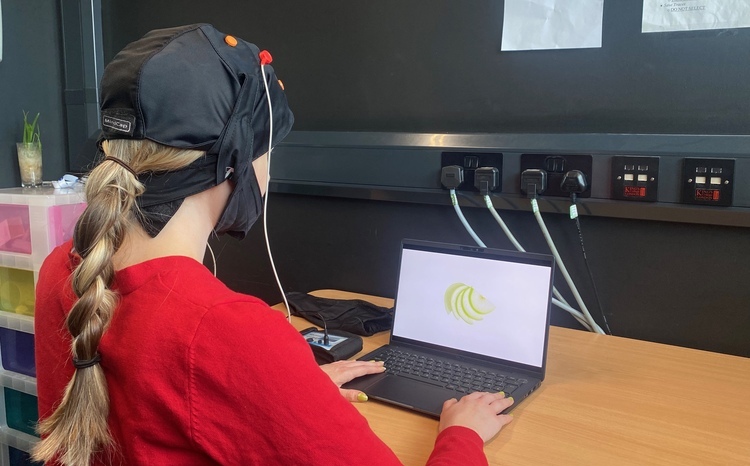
[35,241,488,465]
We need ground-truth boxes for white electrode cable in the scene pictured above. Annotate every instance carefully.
[449,189,487,248]
[261,62,291,322]
[530,198,604,334]
[480,195,592,329]
[449,189,591,330]
[206,242,217,277]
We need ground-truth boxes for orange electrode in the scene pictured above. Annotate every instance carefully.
[224,35,238,47]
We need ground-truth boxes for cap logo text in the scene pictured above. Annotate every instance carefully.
[103,116,133,134]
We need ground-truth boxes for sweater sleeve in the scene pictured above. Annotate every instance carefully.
[426,426,488,466]
[187,301,489,466]
[187,301,403,465]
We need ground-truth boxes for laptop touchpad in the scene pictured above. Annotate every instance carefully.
[369,375,447,416]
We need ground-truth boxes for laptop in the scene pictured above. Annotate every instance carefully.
[342,239,555,417]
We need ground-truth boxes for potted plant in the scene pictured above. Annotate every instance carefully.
[17,111,43,187]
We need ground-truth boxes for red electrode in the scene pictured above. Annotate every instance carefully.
[259,50,273,65]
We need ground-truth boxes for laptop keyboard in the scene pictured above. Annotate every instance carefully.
[372,348,527,395]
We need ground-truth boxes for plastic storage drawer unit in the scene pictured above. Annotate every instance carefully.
[0,329,34,378]
[7,445,42,466]
[2,387,38,438]
[0,373,38,466]
[0,269,34,317]
[0,187,85,271]
[0,187,85,318]
[0,187,82,466]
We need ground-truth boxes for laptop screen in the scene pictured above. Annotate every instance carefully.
[392,242,554,369]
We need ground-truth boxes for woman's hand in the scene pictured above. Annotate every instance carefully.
[319,360,386,402]
[439,391,514,443]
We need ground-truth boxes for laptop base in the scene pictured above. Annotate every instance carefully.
[343,344,541,418]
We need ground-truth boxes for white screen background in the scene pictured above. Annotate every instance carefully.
[393,248,552,367]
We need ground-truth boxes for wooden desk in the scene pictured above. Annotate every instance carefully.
[277,290,750,465]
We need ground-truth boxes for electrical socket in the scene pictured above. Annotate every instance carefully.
[441,151,503,192]
[520,153,593,197]
[611,156,659,202]
[681,158,735,206]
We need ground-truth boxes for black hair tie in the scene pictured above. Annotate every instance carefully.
[73,353,102,370]
[103,156,138,178]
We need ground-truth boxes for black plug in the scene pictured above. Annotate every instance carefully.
[520,169,547,198]
[441,165,464,189]
[561,170,588,194]
[474,167,500,195]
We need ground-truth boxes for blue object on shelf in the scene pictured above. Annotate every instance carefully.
[0,327,35,377]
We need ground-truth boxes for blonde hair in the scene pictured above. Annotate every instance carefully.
[32,139,205,466]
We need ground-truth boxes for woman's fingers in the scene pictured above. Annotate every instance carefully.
[442,397,459,411]
[465,391,515,414]
[320,360,386,386]
[336,360,386,379]
[438,392,514,443]
[339,388,370,403]
[319,361,387,402]
[489,395,515,414]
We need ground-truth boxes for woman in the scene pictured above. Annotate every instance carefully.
[33,24,513,466]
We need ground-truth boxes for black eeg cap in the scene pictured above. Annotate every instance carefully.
[99,23,294,204]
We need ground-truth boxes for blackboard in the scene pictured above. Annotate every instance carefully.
[102,1,750,135]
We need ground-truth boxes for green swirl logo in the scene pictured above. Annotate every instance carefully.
[444,283,496,324]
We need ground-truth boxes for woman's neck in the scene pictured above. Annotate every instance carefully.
[112,181,231,270]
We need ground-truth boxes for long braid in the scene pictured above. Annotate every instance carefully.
[33,140,204,465]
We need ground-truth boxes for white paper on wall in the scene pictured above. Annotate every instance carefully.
[642,0,750,33]
[501,0,604,51]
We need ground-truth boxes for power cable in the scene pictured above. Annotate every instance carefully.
[530,197,604,334]
[570,194,611,334]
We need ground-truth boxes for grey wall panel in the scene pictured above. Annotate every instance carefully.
[272,132,750,227]
[209,194,750,358]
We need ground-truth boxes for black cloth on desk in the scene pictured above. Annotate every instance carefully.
[285,292,394,336]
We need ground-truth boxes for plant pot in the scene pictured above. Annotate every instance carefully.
[16,142,43,187]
